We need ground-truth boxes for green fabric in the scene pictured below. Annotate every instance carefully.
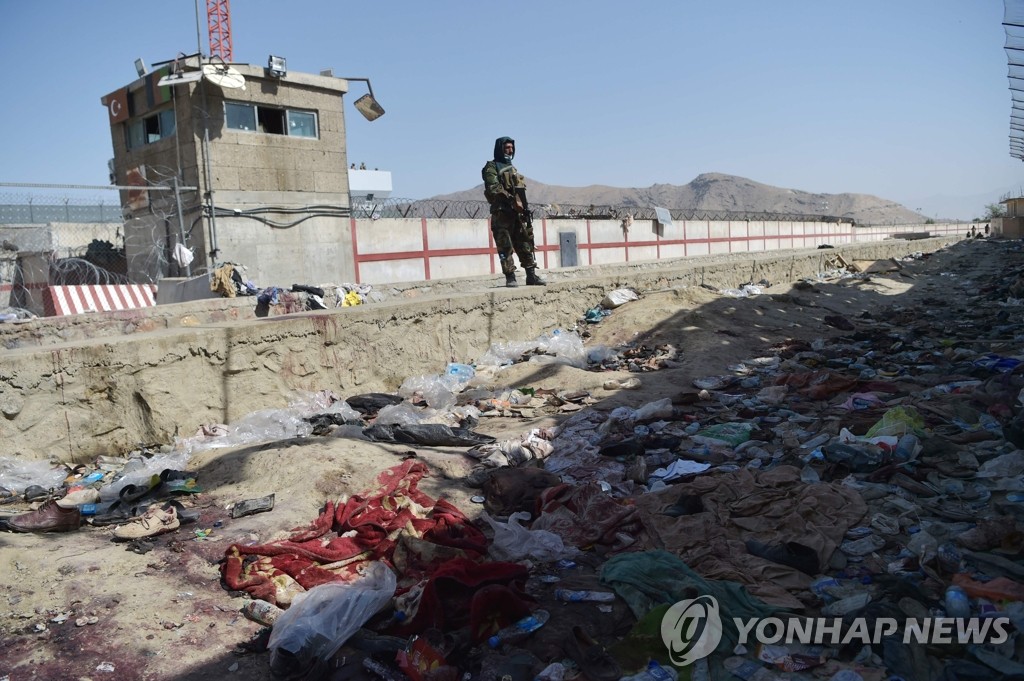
[609,603,690,676]
[599,550,782,655]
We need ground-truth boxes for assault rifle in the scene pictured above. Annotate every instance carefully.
[515,187,533,230]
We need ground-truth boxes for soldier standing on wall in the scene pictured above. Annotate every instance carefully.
[482,137,546,287]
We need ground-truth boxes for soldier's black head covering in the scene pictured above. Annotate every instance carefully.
[493,136,515,165]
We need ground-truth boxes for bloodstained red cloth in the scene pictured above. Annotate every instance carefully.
[221,460,487,605]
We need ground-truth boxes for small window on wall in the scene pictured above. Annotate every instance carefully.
[126,120,145,149]
[125,107,176,150]
[288,111,317,138]
[226,102,256,131]
[159,109,176,137]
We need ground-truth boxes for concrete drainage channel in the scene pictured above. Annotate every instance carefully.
[0,237,958,463]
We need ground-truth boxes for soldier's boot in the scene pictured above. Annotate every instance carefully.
[505,272,518,288]
[525,268,547,286]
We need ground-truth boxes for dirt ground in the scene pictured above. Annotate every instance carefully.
[0,237,1006,680]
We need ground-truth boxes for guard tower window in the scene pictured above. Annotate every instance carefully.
[225,102,256,131]
[125,107,176,150]
[225,101,318,138]
[257,107,286,134]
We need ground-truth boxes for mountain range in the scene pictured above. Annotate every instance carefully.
[433,172,928,225]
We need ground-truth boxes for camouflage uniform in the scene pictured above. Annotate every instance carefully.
[482,137,544,285]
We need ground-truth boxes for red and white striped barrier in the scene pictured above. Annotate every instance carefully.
[44,284,157,317]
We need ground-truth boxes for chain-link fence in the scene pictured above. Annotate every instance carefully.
[0,194,122,224]
[0,189,131,314]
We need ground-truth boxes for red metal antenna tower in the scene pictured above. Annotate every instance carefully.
[207,0,233,61]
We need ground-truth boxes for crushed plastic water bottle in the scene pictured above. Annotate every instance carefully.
[487,609,550,648]
[945,586,971,618]
[554,589,616,603]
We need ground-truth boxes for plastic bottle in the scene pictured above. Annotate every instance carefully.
[81,472,105,485]
[645,661,676,681]
[242,599,284,626]
[78,501,114,516]
[554,589,616,603]
[800,465,820,483]
[445,363,475,380]
[893,434,920,462]
[944,586,971,618]
[487,609,550,648]
[821,593,871,617]
[536,662,566,681]
[690,659,710,681]
[801,433,830,449]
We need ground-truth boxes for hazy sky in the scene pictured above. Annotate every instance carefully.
[1,1,1020,219]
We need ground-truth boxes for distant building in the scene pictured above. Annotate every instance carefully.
[998,196,1024,238]
[100,54,387,286]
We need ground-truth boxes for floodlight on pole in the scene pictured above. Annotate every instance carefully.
[344,77,386,121]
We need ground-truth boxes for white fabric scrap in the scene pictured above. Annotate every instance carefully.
[650,459,712,482]
[173,242,195,267]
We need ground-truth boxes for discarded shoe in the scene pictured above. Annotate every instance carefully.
[158,469,201,494]
[163,500,201,524]
[57,487,101,508]
[956,518,1016,551]
[598,440,646,459]
[23,485,50,502]
[118,482,156,504]
[8,500,81,533]
[898,597,929,619]
[745,539,820,575]
[920,498,978,522]
[112,505,180,541]
[870,512,901,536]
[890,472,938,498]
[563,625,622,681]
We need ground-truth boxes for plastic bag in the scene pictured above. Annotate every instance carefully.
[693,422,754,447]
[865,406,926,438]
[268,562,396,680]
[99,452,192,501]
[632,398,674,422]
[0,457,68,494]
[481,511,579,562]
[399,374,462,410]
[601,288,639,309]
[176,399,318,454]
[476,330,588,368]
[537,330,587,368]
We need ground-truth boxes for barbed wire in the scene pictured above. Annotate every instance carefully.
[2,190,954,228]
[49,257,130,286]
[348,198,858,224]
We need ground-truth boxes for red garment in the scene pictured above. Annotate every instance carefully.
[221,461,487,604]
[391,557,531,641]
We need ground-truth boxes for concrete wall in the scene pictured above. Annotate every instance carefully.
[0,237,959,463]
[350,217,977,286]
